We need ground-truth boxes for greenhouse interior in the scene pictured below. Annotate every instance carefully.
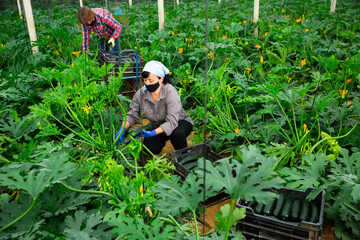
[0,0,359,239]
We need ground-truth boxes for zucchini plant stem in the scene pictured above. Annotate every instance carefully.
[309,121,359,154]
[317,118,321,143]
[271,113,294,145]
[158,215,190,236]
[291,104,300,142]
[344,203,360,214]
[0,197,37,232]
[191,210,199,240]
[224,199,236,240]
[50,113,99,149]
[116,151,136,169]
[199,228,215,236]
[60,181,119,203]
[276,97,298,143]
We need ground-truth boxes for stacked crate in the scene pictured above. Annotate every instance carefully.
[98,49,143,96]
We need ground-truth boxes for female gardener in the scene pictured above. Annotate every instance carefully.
[77,7,121,52]
[115,61,193,155]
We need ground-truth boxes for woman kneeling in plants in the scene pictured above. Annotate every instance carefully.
[115,60,193,155]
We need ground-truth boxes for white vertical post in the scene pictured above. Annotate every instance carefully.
[254,0,259,37]
[79,0,83,7]
[105,0,108,10]
[23,0,39,54]
[17,0,23,19]
[177,0,179,5]
[129,0,132,7]
[330,0,336,13]
[158,0,165,30]
[218,0,221,3]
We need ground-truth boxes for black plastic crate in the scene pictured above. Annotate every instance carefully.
[169,144,223,179]
[236,188,325,240]
[98,49,143,95]
[169,144,230,207]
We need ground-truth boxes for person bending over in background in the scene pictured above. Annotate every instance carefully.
[116,61,193,155]
[77,6,121,52]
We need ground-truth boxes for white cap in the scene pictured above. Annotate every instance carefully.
[143,60,170,77]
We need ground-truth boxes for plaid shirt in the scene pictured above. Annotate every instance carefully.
[81,8,122,51]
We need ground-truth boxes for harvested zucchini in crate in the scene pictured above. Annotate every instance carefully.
[273,192,285,217]
[244,200,256,208]
[254,202,265,214]
[291,199,301,221]
[236,188,325,239]
[262,199,276,216]
[299,199,310,221]
[309,202,319,223]
[280,198,292,221]
[179,155,201,171]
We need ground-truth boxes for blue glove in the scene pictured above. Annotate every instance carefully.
[135,129,156,138]
[115,126,126,144]
[114,8,123,16]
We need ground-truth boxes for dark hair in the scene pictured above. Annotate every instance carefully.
[77,7,96,25]
[141,71,172,85]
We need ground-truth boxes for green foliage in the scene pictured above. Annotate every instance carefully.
[185,231,244,240]
[279,152,328,190]
[0,152,74,199]
[144,155,176,182]
[196,145,285,203]
[0,134,24,164]
[30,53,130,155]
[215,204,246,231]
[307,149,360,239]
[40,183,95,218]
[64,210,113,240]
[266,45,288,65]
[1,0,360,238]
[0,160,115,239]
[0,113,38,141]
[153,174,206,217]
[106,212,175,239]
[0,193,42,239]
[152,162,251,240]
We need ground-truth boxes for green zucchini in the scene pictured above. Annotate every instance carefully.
[184,160,200,171]
[273,192,285,217]
[291,199,301,221]
[308,202,319,223]
[262,199,276,216]
[123,123,154,144]
[254,202,265,214]
[299,200,310,222]
[180,155,200,165]
[280,198,292,220]
[245,200,256,208]
[179,155,199,171]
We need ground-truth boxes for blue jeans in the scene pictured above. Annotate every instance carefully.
[99,38,120,52]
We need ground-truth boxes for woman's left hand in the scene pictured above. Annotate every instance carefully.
[135,129,157,138]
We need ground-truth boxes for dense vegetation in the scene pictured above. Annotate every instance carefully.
[0,0,359,239]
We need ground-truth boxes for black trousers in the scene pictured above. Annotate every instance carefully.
[143,120,193,155]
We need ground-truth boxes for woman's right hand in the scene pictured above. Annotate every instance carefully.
[115,126,126,144]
